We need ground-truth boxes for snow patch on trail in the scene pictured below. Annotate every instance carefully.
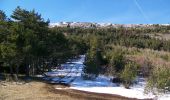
[70,75,155,99]
[71,75,117,87]
[70,87,154,99]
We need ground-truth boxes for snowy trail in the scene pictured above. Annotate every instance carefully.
[45,55,170,100]
[44,55,85,84]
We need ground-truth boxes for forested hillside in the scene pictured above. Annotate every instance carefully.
[0,7,170,94]
[51,25,170,92]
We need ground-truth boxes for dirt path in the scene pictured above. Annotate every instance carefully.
[51,85,153,100]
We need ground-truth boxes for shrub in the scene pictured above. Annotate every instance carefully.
[141,58,153,77]
[146,65,170,93]
[106,50,125,76]
[84,59,99,76]
[120,61,139,88]
[113,52,125,73]
[106,50,125,84]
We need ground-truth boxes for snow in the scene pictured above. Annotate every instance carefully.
[71,75,116,87]
[159,94,170,100]
[44,55,170,100]
[70,75,156,99]
[55,87,69,90]
[70,87,155,99]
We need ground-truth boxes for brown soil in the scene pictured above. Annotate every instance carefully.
[0,81,153,100]
[0,81,76,100]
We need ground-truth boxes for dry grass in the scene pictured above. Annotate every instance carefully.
[108,45,170,69]
[151,33,170,41]
[0,81,77,100]
[126,48,170,68]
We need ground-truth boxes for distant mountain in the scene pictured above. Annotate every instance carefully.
[49,22,170,28]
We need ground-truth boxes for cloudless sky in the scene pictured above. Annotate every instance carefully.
[0,0,170,24]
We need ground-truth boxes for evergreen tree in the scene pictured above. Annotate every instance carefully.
[0,10,7,21]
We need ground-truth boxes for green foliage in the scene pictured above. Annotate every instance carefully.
[84,50,105,79]
[0,7,84,76]
[52,27,170,52]
[0,10,7,21]
[67,35,88,55]
[105,49,139,88]
[105,50,125,76]
[120,61,139,88]
[84,59,99,77]
[111,52,125,73]
[83,36,105,78]
[146,65,170,93]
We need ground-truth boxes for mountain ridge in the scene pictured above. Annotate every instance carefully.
[49,22,170,28]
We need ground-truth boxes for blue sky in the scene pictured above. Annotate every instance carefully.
[0,0,170,24]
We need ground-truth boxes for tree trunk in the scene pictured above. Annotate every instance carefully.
[8,63,14,81]
[15,65,19,81]
[26,64,30,77]
[42,58,45,73]
[9,65,14,78]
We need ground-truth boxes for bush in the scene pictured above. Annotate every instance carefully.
[113,52,125,73]
[120,61,139,88]
[106,50,125,76]
[141,58,153,77]
[146,65,170,93]
[83,38,105,79]
[84,59,99,76]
